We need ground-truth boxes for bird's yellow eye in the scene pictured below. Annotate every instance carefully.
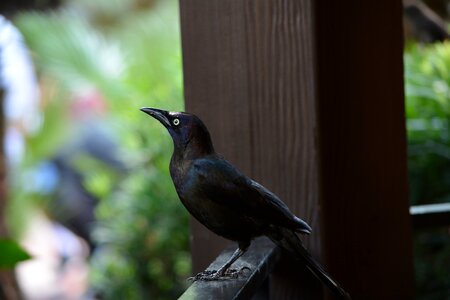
[173,118,180,126]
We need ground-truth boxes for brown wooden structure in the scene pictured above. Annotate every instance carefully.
[179,0,415,299]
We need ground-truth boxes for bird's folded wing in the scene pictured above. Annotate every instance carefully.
[191,158,311,233]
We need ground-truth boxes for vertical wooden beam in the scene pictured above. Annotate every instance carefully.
[179,0,415,299]
[179,1,322,298]
[315,1,415,299]
[179,1,254,270]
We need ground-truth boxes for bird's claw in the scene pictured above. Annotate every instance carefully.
[188,267,251,281]
[187,270,221,281]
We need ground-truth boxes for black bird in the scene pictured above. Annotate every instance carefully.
[141,107,350,299]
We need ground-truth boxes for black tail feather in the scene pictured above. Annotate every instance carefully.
[269,228,351,300]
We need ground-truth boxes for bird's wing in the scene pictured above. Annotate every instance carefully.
[191,157,312,234]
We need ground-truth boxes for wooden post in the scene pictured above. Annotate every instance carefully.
[179,0,415,299]
[314,2,415,299]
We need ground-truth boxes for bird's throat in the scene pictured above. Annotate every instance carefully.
[170,138,214,187]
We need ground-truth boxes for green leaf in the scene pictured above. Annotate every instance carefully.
[0,239,32,269]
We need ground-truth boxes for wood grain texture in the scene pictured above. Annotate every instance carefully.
[179,237,279,300]
[315,1,415,299]
[179,0,415,299]
[180,0,322,299]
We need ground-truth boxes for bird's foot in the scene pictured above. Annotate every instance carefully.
[188,267,251,281]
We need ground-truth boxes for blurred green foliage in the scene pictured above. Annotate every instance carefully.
[10,0,190,299]
[0,239,31,269]
[405,42,450,206]
[404,42,450,300]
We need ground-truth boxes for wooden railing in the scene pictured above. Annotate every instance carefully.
[178,203,450,299]
[410,203,450,229]
[179,237,279,300]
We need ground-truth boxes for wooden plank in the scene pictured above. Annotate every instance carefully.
[410,203,450,228]
[179,0,252,269]
[179,1,323,298]
[314,1,415,299]
[179,237,279,300]
[179,0,415,299]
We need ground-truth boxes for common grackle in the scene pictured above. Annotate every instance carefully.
[141,107,350,299]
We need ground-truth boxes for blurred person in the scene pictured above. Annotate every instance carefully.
[17,90,127,299]
[0,14,40,300]
[0,15,126,298]
[0,14,41,167]
[43,90,127,252]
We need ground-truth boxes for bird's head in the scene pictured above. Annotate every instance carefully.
[140,107,214,158]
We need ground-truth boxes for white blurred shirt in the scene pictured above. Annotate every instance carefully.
[0,15,40,166]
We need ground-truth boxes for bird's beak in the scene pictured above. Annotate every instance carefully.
[140,107,171,128]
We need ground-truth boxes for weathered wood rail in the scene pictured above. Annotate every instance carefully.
[178,204,449,299]
[179,237,279,300]
[410,203,450,228]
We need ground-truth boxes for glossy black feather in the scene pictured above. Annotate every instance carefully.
[186,156,312,235]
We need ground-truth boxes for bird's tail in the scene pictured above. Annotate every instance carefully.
[268,227,351,300]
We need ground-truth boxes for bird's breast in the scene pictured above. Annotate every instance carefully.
[169,157,267,241]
